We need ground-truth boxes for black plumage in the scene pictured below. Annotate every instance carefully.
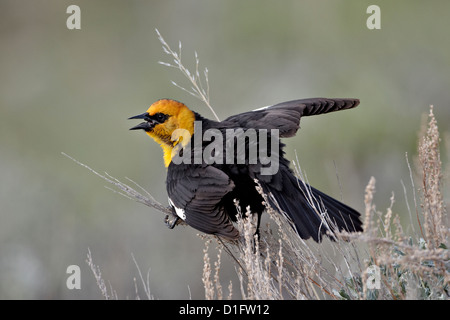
[165,98,363,241]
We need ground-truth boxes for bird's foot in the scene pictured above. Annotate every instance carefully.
[164,212,180,229]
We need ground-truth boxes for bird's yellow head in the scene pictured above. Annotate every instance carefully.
[129,99,195,167]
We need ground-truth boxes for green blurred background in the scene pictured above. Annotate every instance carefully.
[0,0,449,299]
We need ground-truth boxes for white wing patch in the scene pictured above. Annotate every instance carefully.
[168,197,186,220]
[252,105,272,111]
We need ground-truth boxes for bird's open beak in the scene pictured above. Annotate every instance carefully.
[128,112,148,120]
[128,112,153,131]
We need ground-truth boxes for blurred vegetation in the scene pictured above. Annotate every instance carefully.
[0,1,448,299]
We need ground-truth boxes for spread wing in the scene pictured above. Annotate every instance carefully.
[223,98,360,137]
[166,163,239,239]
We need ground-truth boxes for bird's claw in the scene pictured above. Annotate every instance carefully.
[164,212,180,229]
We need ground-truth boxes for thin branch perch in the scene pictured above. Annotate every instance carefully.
[61,152,178,219]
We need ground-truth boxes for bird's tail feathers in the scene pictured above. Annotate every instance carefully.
[266,174,363,242]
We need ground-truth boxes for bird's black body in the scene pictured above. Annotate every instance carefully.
[164,98,363,241]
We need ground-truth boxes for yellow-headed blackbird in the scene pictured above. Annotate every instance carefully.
[129,98,362,241]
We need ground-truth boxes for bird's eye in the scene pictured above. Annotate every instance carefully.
[154,113,167,123]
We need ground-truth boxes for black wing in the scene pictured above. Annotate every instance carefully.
[166,163,239,239]
[223,98,360,137]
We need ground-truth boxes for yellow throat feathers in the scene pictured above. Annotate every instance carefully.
[145,100,195,167]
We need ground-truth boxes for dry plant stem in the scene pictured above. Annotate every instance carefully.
[131,253,154,300]
[418,106,447,249]
[202,239,214,300]
[214,248,223,300]
[61,152,180,224]
[202,239,233,300]
[86,248,117,300]
[156,29,219,121]
[404,152,423,238]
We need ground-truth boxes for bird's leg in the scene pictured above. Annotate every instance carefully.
[254,212,262,239]
[164,212,180,229]
[246,212,262,254]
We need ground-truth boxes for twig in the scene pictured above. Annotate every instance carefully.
[61,152,175,218]
[131,253,153,300]
[406,152,424,239]
[86,248,116,300]
[156,28,220,121]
